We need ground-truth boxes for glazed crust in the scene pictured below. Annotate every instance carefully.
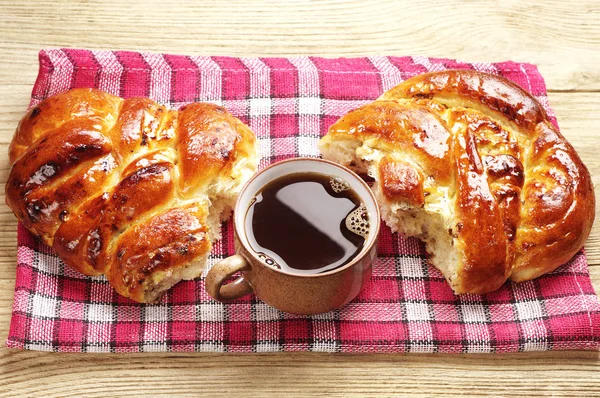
[320,70,595,293]
[6,88,257,303]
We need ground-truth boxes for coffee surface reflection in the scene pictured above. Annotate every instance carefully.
[245,172,367,275]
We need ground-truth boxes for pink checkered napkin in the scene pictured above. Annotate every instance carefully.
[6,48,600,353]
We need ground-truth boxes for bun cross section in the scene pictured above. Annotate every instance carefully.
[7,88,258,303]
[320,70,595,294]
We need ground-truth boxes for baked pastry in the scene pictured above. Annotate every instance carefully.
[6,88,257,303]
[319,70,595,294]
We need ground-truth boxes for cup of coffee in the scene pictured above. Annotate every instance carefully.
[205,158,380,315]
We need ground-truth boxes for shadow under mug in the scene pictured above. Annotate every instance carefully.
[205,158,380,315]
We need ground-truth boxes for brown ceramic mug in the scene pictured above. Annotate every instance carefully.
[205,158,380,315]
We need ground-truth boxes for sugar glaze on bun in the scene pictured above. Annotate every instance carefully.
[6,88,258,303]
[319,70,595,294]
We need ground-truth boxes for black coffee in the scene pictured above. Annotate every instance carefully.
[245,172,368,275]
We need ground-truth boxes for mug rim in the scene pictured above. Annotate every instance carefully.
[233,157,381,278]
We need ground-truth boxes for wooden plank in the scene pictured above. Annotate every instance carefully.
[0,350,598,397]
[0,0,599,91]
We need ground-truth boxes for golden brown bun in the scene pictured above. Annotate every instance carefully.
[320,70,595,294]
[6,88,258,303]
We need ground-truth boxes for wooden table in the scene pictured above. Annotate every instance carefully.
[1,1,599,396]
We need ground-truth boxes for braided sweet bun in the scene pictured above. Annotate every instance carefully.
[6,88,258,303]
[319,70,595,294]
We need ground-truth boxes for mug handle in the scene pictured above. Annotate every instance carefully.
[205,254,253,302]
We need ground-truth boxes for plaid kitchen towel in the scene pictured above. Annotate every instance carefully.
[6,48,600,353]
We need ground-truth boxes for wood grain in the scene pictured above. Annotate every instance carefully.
[1,0,600,91]
[0,0,599,396]
[0,350,599,397]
